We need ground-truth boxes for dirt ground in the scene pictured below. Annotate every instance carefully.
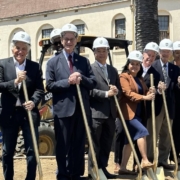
[0,152,134,180]
[0,152,176,180]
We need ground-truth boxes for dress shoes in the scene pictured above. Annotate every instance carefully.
[102,167,117,179]
[158,162,175,170]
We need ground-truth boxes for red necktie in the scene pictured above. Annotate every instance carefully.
[68,55,73,74]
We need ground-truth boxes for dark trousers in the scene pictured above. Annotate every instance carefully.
[54,109,86,180]
[89,117,115,169]
[170,117,180,161]
[114,119,124,164]
[1,107,38,180]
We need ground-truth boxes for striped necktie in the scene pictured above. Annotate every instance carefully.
[162,64,167,84]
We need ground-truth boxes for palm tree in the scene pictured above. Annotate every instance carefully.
[135,0,159,52]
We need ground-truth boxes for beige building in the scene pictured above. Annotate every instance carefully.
[0,0,179,73]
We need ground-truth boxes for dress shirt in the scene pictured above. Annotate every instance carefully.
[63,49,74,68]
[142,64,151,77]
[13,57,26,106]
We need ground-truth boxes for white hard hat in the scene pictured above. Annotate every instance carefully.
[61,24,78,36]
[93,37,110,49]
[159,38,173,50]
[144,42,159,53]
[173,41,180,51]
[12,31,31,45]
[50,29,61,43]
[128,50,143,62]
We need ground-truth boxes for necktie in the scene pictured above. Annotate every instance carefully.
[68,55,73,74]
[162,64,167,84]
[101,65,110,84]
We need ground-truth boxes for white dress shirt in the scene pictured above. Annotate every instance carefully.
[13,57,26,106]
[142,64,151,78]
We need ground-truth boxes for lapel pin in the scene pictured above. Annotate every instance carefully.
[171,69,173,71]
[75,59,78,61]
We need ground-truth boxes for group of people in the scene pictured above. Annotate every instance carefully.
[114,39,180,176]
[0,22,180,180]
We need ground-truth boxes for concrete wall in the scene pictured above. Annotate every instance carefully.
[0,0,179,74]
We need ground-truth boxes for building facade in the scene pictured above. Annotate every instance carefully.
[0,0,179,73]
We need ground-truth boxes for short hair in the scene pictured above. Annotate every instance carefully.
[121,59,143,78]
[11,41,31,52]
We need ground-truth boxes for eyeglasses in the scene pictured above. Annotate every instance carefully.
[63,38,76,42]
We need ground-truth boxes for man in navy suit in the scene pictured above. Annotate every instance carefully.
[0,31,44,180]
[46,23,96,180]
[147,39,180,169]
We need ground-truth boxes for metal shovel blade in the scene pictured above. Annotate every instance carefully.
[156,167,165,180]
[147,168,158,180]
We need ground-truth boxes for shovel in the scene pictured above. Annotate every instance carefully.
[22,80,43,180]
[76,84,105,180]
[162,89,179,180]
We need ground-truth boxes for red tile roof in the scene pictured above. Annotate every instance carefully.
[0,0,113,19]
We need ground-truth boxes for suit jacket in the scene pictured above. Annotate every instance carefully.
[46,51,96,118]
[119,73,148,120]
[90,62,121,119]
[143,66,160,118]
[152,59,180,119]
[0,57,44,127]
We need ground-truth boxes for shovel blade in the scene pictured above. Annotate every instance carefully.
[147,168,158,180]
[156,167,165,180]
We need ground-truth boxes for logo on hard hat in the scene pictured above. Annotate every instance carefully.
[178,44,180,47]
[68,25,71,29]
[99,40,103,44]
[136,54,139,57]
[54,30,57,33]
[152,44,155,48]
[21,34,25,38]
[165,43,169,46]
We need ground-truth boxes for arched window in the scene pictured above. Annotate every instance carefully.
[158,10,171,41]
[113,14,126,40]
[36,24,54,59]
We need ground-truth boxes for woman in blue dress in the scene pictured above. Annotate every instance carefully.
[118,50,155,174]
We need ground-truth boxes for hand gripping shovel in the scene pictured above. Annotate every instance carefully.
[22,80,43,180]
[76,84,107,180]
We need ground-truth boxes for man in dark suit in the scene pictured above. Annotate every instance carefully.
[170,41,180,163]
[142,42,161,120]
[46,24,96,180]
[147,39,180,169]
[89,37,121,179]
[0,31,44,180]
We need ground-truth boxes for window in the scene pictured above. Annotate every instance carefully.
[115,19,126,39]
[42,28,53,38]
[76,24,85,35]
[42,28,53,56]
[158,16,169,41]
[76,24,85,53]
